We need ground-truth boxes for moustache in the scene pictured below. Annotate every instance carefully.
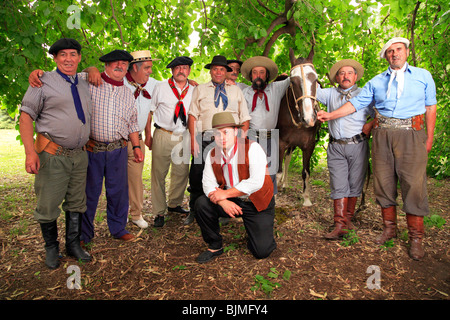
[114,68,125,72]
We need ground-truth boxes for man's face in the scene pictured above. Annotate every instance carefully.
[131,60,153,84]
[385,43,409,70]
[172,65,191,83]
[53,49,81,76]
[214,127,237,151]
[105,60,129,81]
[335,66,358,90]
[226,62,240,82]
[250,66,268,90]
[210,65,227,84]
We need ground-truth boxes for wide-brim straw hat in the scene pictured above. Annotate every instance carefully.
[130,50,160,64]
[379,37,410,59]
[212,112,243,129]
[241,56,278,82]
[329,59,364,83]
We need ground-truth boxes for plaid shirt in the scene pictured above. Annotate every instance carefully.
[89,78,139,143]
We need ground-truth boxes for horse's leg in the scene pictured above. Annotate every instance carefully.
[276,142,287,189]
[301,147,314,207]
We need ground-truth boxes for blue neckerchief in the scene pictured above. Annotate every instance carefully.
[56,68,85,124]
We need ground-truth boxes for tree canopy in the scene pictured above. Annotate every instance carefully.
[1,0,448,177]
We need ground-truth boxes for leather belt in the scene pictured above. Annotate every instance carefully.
[255,129,272,139]
[34,133,84,157]
[329,133,366,145]
[154,123,173,134]
[86,139,127,153]
[374,109,424,131]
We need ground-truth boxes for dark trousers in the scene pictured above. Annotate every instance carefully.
[188,133,215,212]
[195,195,276,259]
[81,147,129,243]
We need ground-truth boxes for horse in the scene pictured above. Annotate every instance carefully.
[275,47,321,207]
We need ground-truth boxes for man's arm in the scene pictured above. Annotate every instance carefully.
[144,112,153,150]
[19,112,40,174]
[188,114,199,157]
[425,104,437,153]
[317,101,356,122]
[129,131,144,163]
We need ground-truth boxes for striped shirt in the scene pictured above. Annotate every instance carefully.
[89,77,139,143]
[20,70,91,149]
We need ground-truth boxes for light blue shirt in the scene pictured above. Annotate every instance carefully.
[317,85,374,139]
[350,63,437,119]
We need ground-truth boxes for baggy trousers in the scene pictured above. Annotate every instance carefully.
[81,146,129,243]
[195,195,277,259]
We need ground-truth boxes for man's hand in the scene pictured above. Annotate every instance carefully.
[217,199,243,218]
[133,147,144,163]
[208,187,229,204]
[29,70,44,88]
[25,151,40,174]
[145,135,153,150]
[85,66,102,87]
[317,110,331,122]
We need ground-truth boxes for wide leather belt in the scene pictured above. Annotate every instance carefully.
[86,139,127,153]
[34,133,84,157]
[374,110,424,131]
[329,133,366,145]
[255,129,272,139]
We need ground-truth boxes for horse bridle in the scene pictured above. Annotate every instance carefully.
[286,63,319,127]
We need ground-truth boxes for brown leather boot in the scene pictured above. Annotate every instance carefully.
[374,206,397,244]
[406,214,425,260]
[346,197,358,230]
[324,198,348,240]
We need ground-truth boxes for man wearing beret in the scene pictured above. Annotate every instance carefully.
[187,55,251,224]
[82,49,144,245]
[318,37,437,260]
[146,56,195,227]
[19,38,92,269]
[316,59,374,240]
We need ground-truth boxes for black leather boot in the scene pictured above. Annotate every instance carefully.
[40,221,60,269]
[65,212,92,262]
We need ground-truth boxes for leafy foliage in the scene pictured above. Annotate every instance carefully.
[1,0,448,177]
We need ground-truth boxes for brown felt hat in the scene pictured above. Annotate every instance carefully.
[212,112,242,129]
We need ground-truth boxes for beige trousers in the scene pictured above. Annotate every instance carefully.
[127,139,146,220]
[151,128,190,216]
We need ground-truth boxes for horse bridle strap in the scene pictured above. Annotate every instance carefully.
[290,63,317,104]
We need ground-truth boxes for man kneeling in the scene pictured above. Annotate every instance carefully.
[195,111,276,263]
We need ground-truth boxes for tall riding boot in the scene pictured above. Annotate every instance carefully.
[65,212,92,262]
[40,221,60,269]
[346,197,358,230]
[374,206,397,244]
[406,214,425,260]
[324,198,348,240]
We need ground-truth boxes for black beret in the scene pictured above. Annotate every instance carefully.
[49,38,82,55]
[99,50,133,63]
[166,56,193,69]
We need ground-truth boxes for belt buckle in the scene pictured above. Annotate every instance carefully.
[106,142,116,152]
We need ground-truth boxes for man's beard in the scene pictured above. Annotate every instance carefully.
[252,77,266,90]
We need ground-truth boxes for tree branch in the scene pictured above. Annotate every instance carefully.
[410,1,421,67]
[110,0,127,46]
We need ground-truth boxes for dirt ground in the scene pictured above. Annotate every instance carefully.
[0,164,449,306]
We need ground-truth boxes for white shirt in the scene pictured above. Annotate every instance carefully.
[202,141,268,197]
[150,78,195,134]
[242,77,291,130]
[124,77,159,132]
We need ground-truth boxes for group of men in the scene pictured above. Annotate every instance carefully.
[19,36,436,269]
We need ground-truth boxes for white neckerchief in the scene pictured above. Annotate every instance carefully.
[386,63,407,99]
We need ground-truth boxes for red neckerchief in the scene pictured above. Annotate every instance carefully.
[101,72,124,86]
[252,85,269,112]
[222,142,238,187]
[125,72,151,99]
[168,77,189,126]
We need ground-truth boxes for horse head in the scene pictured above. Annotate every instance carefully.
[287,47,318,128]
